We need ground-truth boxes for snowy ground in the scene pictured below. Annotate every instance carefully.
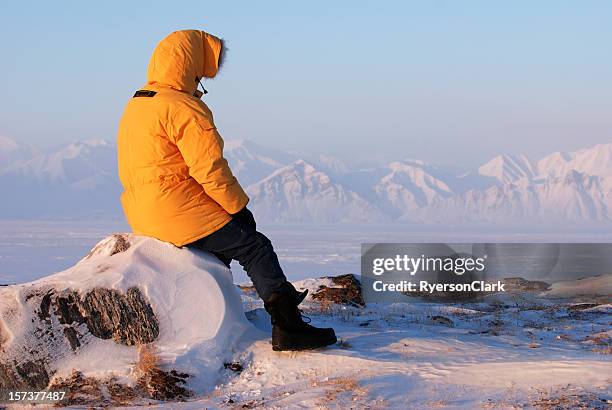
[3,219,612,284]
[116,289,611,409]
[1,228,610,409]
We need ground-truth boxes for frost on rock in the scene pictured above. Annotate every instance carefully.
[0,233,258,403]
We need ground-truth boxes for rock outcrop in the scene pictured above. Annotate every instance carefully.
[310,274,365,307]
[0,233,257,404]
[1,284,159,391]
[501,277,551,293]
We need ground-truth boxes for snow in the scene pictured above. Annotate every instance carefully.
[374,160,454,216]
[246,160,388,223]
[119,283,611,408]
[292,277,336,296]
[2,139,115,182]
[3,219,612,286]
[1,233,611,408]
[246,143,612,224]
[538,143,612,178]
[0,234,261,393]
[479,153,537,183]
[224,139,296,187]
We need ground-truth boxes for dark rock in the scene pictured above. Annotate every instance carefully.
[567,303,599,311]
[37,291,52,321]
[63,327,81,351]
[224,361,243,372]
[502,277,551,292]
[50,366,191,406]
[139,368,191,401]
[83,233,131,260]
[311,274,365,307]
[51,371,134,407]
[109,234,131,255]
[79,287,159,345]
[55,292,85,325]
[431,315,454,327]
[15,360,50,390]
[0,362,41,390]
[50,287,159,345]
[237,284,257,294]
[51,368,191,406]
[0,286,159,390]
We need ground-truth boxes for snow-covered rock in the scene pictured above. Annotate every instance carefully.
[0,234,258,400]
[293,274,365,307]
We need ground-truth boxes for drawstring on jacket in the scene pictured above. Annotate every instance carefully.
[198,77,208,95]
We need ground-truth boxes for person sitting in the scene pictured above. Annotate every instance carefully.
[117,29,337,351]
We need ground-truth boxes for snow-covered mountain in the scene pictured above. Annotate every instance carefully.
[478,154,537,183]
[0,136,38,170]
[0,136,610,225]
[0,138,121,217]
[246,160,388,223]
[538,143,612,178]
[2,139,115,184]
[430,171,611,224]
[245,143,611,225]
[224,139,299,187]
[372,160,455,219]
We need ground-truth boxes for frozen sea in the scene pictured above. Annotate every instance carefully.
[1,218,611,285]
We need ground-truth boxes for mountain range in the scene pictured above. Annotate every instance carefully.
[0,135,610,225]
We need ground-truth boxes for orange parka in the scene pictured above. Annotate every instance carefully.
[117,30,249,246]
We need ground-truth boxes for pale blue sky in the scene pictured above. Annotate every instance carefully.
[1,1,611,166]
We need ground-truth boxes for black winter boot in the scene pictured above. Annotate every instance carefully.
[264,289,337,351]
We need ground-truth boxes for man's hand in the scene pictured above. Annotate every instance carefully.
[232,207,256,231]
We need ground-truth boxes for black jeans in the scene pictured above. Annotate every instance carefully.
[187,218,288,301]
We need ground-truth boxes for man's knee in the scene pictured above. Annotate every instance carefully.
[254,231,272,247]
[247,231,275,257]
[235,230,275,265]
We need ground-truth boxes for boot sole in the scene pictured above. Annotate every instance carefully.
[272,334,338,351]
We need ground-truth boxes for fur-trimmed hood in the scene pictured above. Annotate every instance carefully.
[146,30,224,95]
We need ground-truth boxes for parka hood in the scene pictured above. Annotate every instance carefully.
[146,30,223,94]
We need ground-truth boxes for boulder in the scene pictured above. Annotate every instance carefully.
[310,274,365,307]
[0,234,258,405]
[501,277,551,293]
